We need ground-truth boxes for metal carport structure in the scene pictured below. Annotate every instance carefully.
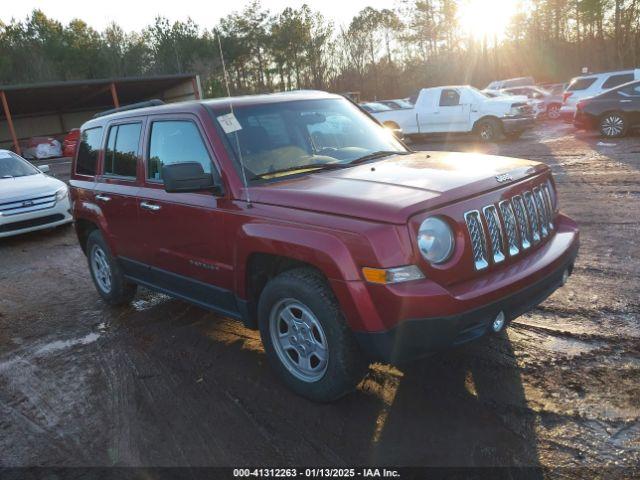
[0,74,202,155]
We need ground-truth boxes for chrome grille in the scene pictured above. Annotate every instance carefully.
[464,181,557,270]
[498,200,520,256]
[0,193,57,216]
[464,210,488,270]
[533,187,549,237]
[512,195,532,250]
[482,205,505,263]
[541,184,554,229]
[523,191,541,243]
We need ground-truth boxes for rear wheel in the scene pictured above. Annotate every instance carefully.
[599,112,627,138]
[258,268,368,402]
[476,118,502,142]
[86,230,137,305]
[547,104,561,120]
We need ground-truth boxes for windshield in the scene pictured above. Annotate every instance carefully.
[468,87,490,100]
[0,152,40,179]
[393,99,413,108]
[212,98,407,180]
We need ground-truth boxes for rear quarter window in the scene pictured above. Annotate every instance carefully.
[602,73,634,89]
[76,127,103,176]
[568,77,597,91]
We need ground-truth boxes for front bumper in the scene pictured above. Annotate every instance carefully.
[334,214,580,364]
[502,116,536,133]
[0,198,72,238]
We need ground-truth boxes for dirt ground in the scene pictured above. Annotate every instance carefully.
[0,122,638,476]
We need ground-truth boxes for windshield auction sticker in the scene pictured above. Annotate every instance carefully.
[217,113,243,134]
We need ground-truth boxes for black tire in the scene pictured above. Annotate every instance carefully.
[599,112,627,138]
[86,230,137,305]
[258,268,368,402]
[476,118,502,142]
[547,103,561,120]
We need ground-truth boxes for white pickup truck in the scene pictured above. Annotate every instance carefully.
[372,86,535,142]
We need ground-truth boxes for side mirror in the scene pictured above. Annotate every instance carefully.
[162,162,221,194]
[39,165,50,174]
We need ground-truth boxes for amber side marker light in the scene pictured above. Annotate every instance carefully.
[362,266,425,285]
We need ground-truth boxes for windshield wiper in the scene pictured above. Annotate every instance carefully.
[251,162,346,180]
[347,150,410,166]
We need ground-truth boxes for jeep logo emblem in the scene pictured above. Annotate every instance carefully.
[495,173,513,183]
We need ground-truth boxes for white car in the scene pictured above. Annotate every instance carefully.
[379,99,414,109]
[0,150,72,238]
[372,85,535,142]
[485,77,536,90]
[359,102,393,113]
[560,69,640,122]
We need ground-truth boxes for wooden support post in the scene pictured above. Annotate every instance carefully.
[0,90,21,156]
[110,82,120,108]
[192,77,201,100]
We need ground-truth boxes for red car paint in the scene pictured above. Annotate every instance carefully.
[70,91,579,362]
[62,128,80,158]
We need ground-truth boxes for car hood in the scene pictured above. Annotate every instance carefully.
[250,151,547,224]
[0,174,65,203]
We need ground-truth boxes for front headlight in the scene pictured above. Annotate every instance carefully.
[55,185,68,203]
[417,217,455,264]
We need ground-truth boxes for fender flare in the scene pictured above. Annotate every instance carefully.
[73,200,117,254]
[472,115,502,133]
[233,222,361,297]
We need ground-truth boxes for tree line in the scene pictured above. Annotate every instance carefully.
[1,1,639,100]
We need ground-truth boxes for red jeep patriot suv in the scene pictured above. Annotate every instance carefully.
[70,91,579,402]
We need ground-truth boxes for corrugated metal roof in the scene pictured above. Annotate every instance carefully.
[0,74,196,116]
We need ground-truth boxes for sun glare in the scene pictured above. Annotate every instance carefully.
[458,0,519,41]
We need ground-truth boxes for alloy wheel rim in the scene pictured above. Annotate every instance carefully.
[602,115,623,137]
[269,298,328,383]
[548,106,560,119]
[91,245,112,293]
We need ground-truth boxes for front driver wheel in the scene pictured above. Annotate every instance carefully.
[258,268,368,402]
[599,113,627,138]
[477,118,502,142]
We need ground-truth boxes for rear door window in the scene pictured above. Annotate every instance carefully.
[76,127,103,176]
[147,120,212,181]
[602,73,634,89]
[568,77,597,91]
[104,123,142,178]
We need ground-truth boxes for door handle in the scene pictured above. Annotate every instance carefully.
[140,201,161,211]
[95,194,112,202]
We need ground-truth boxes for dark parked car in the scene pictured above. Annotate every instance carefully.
[70,90,579,402]
[574,80,640,137]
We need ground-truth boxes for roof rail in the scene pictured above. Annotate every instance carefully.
[93,99,164,118]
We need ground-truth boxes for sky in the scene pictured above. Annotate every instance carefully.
[0,0,398,31]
